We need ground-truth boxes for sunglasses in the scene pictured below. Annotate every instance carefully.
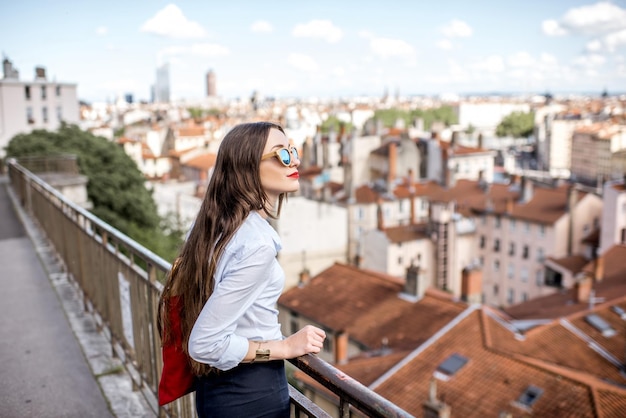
[261,146,299,167]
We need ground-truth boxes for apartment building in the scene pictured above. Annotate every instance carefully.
[0,58,79,158]
[571,123,626,187]
[599,177,626,255]
[476,179,603,306]
[541,115,587,177]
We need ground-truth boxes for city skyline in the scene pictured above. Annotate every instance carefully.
[2,1,625,103]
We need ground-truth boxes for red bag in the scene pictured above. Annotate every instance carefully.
[158,296,195,406]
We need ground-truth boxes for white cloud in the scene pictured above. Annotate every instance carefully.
[367,36,416,65]
[292,20,343,43]
[604,28,626,52]
[251,20,273,33]
[441,19,473,38]
[436,39,453,50]
[507,51,534,68]
[288,53,319,72]
[573,53,607,68]
[96,26,108,36]
[140,4,208,39]
[542,19,567,36]
[332,67,346,77]
[157,43,229,62]
[471,55,505,73]
[585,39,603,52]
[560,2,626,35]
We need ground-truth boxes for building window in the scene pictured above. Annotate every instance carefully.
[481,215,486,225]
[26,107,34,124]
[41,85,47,100]
[398,256,403,265]
[507,288,515,304]
[509,242,515,256]
[539,225,545,237]
[536,248,544,262]
[25,85,31,100]
[55,85,61,96]
[494,239,500,252]
[480,236,485,249]
[495,216,501,228]
[523,245,529,259]
[42,107,48,123]
[356,207,364,220]
[510,219,516,231]
[524,222,530,233]
[521,267,528,282]
[493,284,499,295]
[493,260,500,272]
[536,270,544,286]
[522,292,528,302]
[507,262,514,279]
[56,106,62,121]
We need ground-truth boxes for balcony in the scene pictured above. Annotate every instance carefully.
[6,159,412,418]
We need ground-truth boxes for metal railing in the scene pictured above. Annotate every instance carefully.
[7,158,413,418]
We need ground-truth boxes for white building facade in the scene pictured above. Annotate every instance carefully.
[0,59,79,158]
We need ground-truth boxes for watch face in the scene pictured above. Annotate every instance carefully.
[256,349,271,361]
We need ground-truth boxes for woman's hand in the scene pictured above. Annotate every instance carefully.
[282,325,326,358]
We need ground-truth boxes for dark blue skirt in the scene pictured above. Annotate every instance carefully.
[195,360,289,418]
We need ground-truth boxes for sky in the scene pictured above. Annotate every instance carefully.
[1,1,625,103]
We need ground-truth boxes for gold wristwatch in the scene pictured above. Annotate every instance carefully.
[252,341,270,363]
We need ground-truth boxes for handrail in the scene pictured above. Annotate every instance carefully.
[7,157,414,418]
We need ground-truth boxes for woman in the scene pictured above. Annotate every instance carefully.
[159,121,326,418]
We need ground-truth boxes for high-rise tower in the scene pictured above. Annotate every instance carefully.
[206,69,216,97]
[154,63,170,103]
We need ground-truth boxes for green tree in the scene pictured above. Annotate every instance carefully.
[495,111,535,138]
[365,106,458,132]
[6,123,184,261]
[320,116,353,134]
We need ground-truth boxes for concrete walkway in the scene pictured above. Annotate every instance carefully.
[0,176,153,417]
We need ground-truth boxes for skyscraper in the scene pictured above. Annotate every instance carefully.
[154,63,170,103]
[206,69,216,97]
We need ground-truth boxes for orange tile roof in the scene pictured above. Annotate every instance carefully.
[183,152,217,170]
[383,223,430,244]
[177,126,205,137]
[279,263,466,350]
[372,310,625,417]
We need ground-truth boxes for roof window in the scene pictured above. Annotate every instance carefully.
[434,353,468,381]
[585,314,616,337]
[515,385,543,409]
[611,305,626,320]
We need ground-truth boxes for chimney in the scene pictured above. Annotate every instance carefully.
[298,268,311,287]
[575,274,592,304]
[35,66,46,80]
[403,263,424,299]
[388,141,398,189]
[335,331,349,365]
[423,379,451,418]
[519,176,533,202]
[506,198,514,214]
[594,256,605,282]
[461,267,482,304]
[408,169,416,225]
[450,131,459,148]
[377,198,385,230]
[567,185,578,256]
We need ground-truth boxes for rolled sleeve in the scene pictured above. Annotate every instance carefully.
[188,243,276,371]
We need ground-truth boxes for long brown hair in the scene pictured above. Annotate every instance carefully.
[158,121,286,376]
